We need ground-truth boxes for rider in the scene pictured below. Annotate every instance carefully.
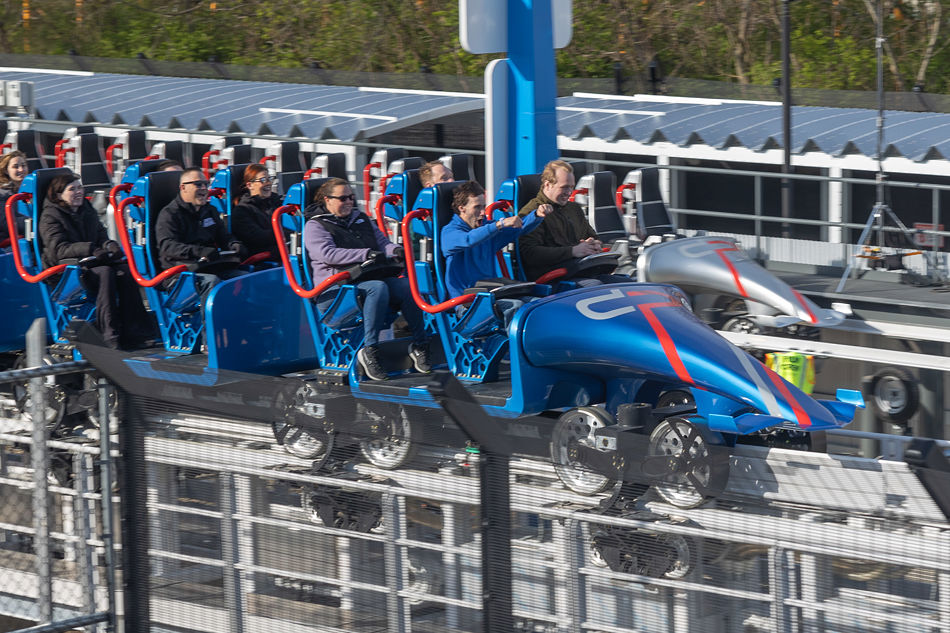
[517,159,617,282]
[303,177,431,381]
[231,164,283,259]
[441,180,547,296]
[419,160,454,188]
[38,173,152,349]
[155,167,249,301]
[0,150,29,245]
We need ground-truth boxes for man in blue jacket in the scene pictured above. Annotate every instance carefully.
[441,181,547,322]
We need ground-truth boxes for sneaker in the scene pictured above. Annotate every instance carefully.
[408,342,432,373]
[357,345,388,381]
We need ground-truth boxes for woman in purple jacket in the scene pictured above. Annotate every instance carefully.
[303,178,430,381]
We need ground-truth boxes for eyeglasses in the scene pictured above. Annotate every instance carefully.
[326,194,356,201]
[250,175,273,184]
[183,180,210,188]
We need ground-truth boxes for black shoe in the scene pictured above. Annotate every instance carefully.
[357,346,388,381]
[408,342,432,373]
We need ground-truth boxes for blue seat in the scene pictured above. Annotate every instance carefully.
[406,182,542,382]
[11,168,97,344]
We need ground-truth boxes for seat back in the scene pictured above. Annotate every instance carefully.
[150,140,186,167]
[122,130,149,160]
[284,177,330,212]
[219,144,252,168]
[635,167,674,239]
[143,170,186,273]
[209,164,250,220]
[430,181,467,295]
[440,153,476,181]
[382,169,423,226]
[577,171,626,242]
[22,168,75,264]
[76,134,111,190]
[311,152,347,179]
[13,130,47,171]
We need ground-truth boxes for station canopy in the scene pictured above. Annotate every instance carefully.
[3,68,950,162]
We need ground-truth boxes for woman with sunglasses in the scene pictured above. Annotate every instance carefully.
[231,164,282,259]
[303,178,431,381]
[0,150,29,245]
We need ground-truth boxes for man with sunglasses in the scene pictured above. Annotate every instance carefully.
[304,177,431,381]
[155,167,249,299]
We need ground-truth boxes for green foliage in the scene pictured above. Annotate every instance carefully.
[6,0,947,95]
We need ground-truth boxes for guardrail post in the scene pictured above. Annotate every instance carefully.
[28,318,53,624]
[219,472,246,633]
[97,379,118,633]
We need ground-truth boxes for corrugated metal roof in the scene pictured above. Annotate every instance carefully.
[3,68,949,162]
[0,69,484,141]
[558,93,950,162]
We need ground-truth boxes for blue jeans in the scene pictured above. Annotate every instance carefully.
[319,277,427,347]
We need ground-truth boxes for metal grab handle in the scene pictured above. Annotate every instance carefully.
[113,196,188,287]
[270,204,351,299]
[401,207,475,313]
[5,193,68,283]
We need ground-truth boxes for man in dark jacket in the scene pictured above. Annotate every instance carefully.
[517,159,607,281]
[155,168,248,300]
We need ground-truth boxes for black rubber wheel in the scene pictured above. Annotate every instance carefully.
[866,366,919,424]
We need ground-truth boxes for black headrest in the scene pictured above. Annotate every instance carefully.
[635,167,673,238]
[33,167,75,220]
[0,120,9,144]
[443,154,475,181]
[125,130,148,160]
[228,145,252,165]
[515,174,541,210]
[377,148,407,168]
[226,164,250,194]
[432,181,467,279]
[402,169,422,210]
[589,171,617,206]
[160,140,185,165]
[316,153,347,179]
[639,167,661,201]
[77,134,110,188]
[17,130,46,170]
[433,181,467,236]
[131,159,167,178]
[401,157,424,171]
[74,125,94,135]
[146,170,184,227]
[278,141,304,172]
[223,136,243,148]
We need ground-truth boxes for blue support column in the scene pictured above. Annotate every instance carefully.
[507,0,559,176]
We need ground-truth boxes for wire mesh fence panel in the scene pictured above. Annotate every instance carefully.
[0,412,113,629]
[105,370,950,633]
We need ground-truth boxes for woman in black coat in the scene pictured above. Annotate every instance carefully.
[38,173,151,349]
[231,164,283,259]
[0,150,28,244]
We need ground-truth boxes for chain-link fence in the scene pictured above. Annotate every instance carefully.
[0,321,116,633]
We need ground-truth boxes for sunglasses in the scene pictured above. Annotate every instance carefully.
[183,180,210,188]
[326,194,356,201]
[250,175,273,183]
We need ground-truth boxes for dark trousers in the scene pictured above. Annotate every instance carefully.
[82,264,150,346]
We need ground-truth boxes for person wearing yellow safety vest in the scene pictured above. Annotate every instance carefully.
[765,351,815,395]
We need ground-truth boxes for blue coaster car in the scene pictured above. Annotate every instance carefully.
[398,181,863,506]
[112,170,308,364]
